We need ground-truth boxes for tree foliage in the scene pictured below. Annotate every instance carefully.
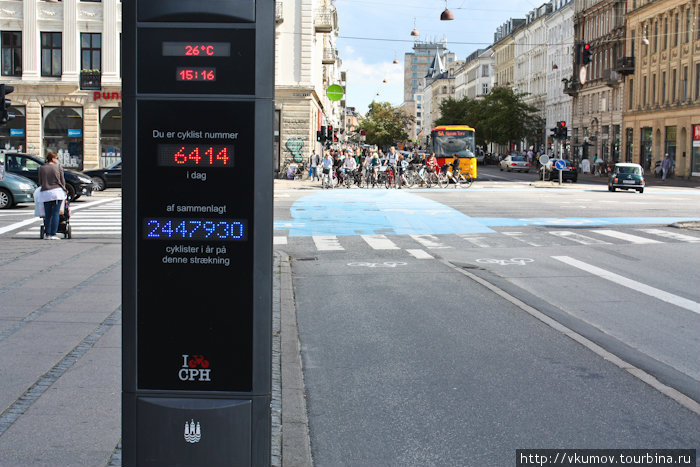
[435,87,544,147]
[358,101,414,148]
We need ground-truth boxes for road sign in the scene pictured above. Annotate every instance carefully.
[539,155,549,166]
[555,159,566,170]
[122,1,273,466]
[326,84,344,101]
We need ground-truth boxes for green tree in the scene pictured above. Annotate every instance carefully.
[435,87,543,148]
[358,101,414,148]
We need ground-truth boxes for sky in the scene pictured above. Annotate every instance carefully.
[334,0,543,115]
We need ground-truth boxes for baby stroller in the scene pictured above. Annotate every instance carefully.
[39,200,72,239]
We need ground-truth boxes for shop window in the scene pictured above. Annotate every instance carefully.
[40,32,62,77]
[0,105,25,151]
[81,33,101,71]
[43,107,83,170]
[640,127,652,170]
[100,108,121,167]
[665,126,677,162]
[1,31,21,76]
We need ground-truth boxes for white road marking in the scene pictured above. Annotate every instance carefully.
[273,236,288,245]
[361,235,399,250]
[594,229,662,244]
[552,256,700,315]
[457,235,489,248]
[502,231,543,247]
[636,228,700,243]
[406,249,434,259]
[313,235,344,251]
[550,231,611,245]
[410,234,451,249]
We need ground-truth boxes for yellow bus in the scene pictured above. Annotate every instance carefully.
[430,125,477,178]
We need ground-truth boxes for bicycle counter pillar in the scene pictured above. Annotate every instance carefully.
[122,1,274,465]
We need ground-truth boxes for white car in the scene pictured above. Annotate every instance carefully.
[499,155,531,172]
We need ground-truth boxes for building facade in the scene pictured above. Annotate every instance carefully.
[454,47,494,101]
[514,4,552,151]
[274,0,344,172]
[571,0,627,164]
[545,0,574,157]
[621,0,700,178]
[0,0,121,170]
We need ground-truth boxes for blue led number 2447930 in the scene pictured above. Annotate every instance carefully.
[144,218,247,241]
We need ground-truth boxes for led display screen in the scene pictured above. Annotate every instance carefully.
[163,42,231,57]
[157,144,234,167]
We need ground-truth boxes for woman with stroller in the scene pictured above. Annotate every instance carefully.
[37,151,67,240]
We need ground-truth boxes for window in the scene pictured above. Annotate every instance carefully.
[652,73,656,104]
[643,75,647,105]
[482,84,489,94]
[412,73,418,78]
[482,64,489,77]
[663,17,668,49]
[412,80,418,86]
[628,78,634,109]
[662,71,666,103]
[41,32,61,77]
[416,112,421,118]
[411,65,417,71]
[685,9,691,43]
[81,33,101,71]
[671,69,676,102]
[674,13,679,47]
[1,31,21,76]
[682,66,688,101]
[653,21,658,53]
[417,104,421,109]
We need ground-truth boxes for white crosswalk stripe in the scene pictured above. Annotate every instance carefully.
[594,229,662,244]
[636,228,700,243]
[410,234,451,249]
[549,231,611,245]
[15,199,122,238]
[312,235,344,251]
[406,249,434,259]
[361,235,399,250]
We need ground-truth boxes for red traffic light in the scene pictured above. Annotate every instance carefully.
[583,43,590,50]
[559,121,566,128]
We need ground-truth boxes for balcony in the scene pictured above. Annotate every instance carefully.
[614,56,635,75]
[315,10,334,33]
[275,1,283,24]
[80,70,101,90]
[603,69,621,87]
[562,80,578,97]
[322,47,337,65]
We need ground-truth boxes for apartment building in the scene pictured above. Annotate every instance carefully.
[545,0,574,157]
[454,47,494,101]
[274,0,344,171]
[0,0,121,170]
[493,18,525,90]
[621,0,700,178]
[570,0,627,164]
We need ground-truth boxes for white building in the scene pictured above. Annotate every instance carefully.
[0,0,122,170]
[545,0,574,157]
[514,2,552,151]
[455,47,494,101]
[274,0,344,171]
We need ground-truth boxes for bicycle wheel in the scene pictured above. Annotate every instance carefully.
[404,171,415,188]
[461,173,473,188]
[437,172,448,188]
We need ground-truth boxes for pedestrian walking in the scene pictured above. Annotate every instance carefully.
[661,154,672,180]
[37,151,67,240]
[309,149,321,181]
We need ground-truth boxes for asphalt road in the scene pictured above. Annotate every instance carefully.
[275,172,700,466]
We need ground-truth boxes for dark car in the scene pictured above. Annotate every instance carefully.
[3,152,93,201]
[608,163,644,193]
[83,160,121,191]
[0,172,37,209]
[543,159,578,182]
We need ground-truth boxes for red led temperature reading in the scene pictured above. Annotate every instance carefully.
[176,67,216,82]
[162,42,231,57]
[157,145,234,168]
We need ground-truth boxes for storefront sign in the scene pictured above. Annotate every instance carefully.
[67,129,82,137]
[693,125,700,141]
[94,91,122,101]
[10,129,24,137]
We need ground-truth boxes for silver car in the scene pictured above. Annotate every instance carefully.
[499,155,531,172]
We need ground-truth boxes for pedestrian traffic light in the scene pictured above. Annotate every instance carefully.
[316,130,323,142]
[327,125,333,141]
[582,43,592,65]
[0,84,14,125]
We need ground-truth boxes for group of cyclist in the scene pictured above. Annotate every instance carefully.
[310,145,445,189]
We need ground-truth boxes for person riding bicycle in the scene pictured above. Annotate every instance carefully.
[397,154,409,188]
[321,151,334,187]
[341,153,357,185]
[370,152,382,186]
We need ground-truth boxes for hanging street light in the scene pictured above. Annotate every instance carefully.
[410,17,419,36]
[440,0,454,21]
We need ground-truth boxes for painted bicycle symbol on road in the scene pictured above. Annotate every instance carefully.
[347,261,407,268]
[476,258,534,266]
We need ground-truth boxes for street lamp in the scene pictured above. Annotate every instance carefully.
[440,0,454,21]
[410,17,419,36]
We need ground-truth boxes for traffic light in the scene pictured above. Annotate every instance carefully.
[581,43,592,65]
[0,84,14,125]
[327,125,333,141]
[550,127,559,139]
[333,130,338,143]
[558,121,567,138]
[316,130,323,142]
[320,125,327,142]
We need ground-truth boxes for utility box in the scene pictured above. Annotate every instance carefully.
[122,1,273,465]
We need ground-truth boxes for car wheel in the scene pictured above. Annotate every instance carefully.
[499,166,503,171]
[608,185,612,191]
[638,188,644,193]
[91,176,106,191]
[66,184,76,202]
[611,186,616,192]
[0,188,13,209]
